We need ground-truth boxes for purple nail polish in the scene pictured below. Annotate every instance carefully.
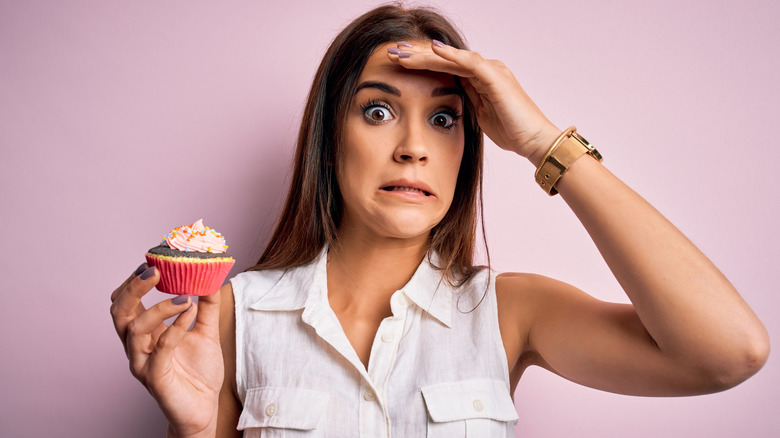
[172,295,189,305]
[140,266,156,280]
[387,47,402,55]
[398,51,412,59]
[133,263,147,276]
[432,39,445,48]
[397,41,413,47]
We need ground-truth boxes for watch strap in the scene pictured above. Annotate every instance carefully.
[534,129,602,196]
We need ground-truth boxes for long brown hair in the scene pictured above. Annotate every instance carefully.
[251,4,485,284]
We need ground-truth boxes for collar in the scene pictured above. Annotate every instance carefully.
[249,247,455,328]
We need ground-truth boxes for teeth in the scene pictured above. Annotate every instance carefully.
[385,186,428,195]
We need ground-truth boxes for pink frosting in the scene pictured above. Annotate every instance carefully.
[161,219,228,253]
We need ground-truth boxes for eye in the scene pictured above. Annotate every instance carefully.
[429,110,461,130]
[431,113,452,128]
[360,101,394,124]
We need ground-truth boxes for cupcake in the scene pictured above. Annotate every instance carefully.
[145,219,235,296]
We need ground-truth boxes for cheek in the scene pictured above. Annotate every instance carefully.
[335,149,371,210]
[448,143,466,182]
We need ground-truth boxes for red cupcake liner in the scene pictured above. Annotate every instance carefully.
[145,254,235,296]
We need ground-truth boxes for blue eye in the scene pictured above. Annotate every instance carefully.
[361,102,393,123]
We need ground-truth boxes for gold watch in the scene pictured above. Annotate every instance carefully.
[534,127,603,195]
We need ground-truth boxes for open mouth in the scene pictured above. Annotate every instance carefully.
[381,186,432,197]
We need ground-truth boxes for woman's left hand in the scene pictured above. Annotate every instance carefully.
[388,40,560,165]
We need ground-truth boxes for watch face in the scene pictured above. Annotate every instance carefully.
[572,132,603,162]
[572,131,589,145]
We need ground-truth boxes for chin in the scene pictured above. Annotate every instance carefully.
[373,214,441,241]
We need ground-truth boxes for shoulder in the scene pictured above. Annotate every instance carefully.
[495,271,593,310]
[495,271,552,309]
[495,271,603,333]
[494,272,548,340]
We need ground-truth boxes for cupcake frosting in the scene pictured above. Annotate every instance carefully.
[161,219,228,253]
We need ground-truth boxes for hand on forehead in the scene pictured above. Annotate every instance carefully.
[360,41,462,92]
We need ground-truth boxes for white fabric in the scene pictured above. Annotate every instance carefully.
[231,248,518,437]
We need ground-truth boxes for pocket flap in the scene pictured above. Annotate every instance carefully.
[421,379,518,423]
[237,387,330,430]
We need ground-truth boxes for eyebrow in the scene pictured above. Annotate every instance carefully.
[355,81,462,98]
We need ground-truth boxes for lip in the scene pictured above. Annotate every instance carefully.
[379,179,436,199]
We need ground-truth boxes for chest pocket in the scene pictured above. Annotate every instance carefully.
[421,379,518,438]
[237,387,330,437]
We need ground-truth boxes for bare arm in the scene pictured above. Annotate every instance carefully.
[390,40,769,395]
[111,266,223,438]
[216,283,242,437]
[510,156,768,394]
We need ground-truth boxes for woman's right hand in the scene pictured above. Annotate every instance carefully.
[110,263,224,437]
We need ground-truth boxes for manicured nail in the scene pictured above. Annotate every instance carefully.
[140,266,156,280]
[398,51,412,59]
[133,263,147,276]
[397,41,413,47]
[387,47,402,55]
[172,295,190,305]
[432,39,445,48]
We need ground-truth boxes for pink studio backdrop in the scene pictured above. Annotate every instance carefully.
[1,0,778,436]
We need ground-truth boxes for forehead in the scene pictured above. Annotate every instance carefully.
[357,41,459,90]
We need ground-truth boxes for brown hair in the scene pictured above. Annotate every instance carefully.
[250,4,486,284]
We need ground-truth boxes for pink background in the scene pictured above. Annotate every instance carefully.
[2,0,778,436]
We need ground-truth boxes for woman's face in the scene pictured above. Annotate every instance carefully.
[337,41,465,243]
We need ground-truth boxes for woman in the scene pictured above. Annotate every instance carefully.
[110,5,769,437]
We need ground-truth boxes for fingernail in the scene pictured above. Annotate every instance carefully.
[398,51,412,59]
[140,266,156,280]
[172,295,190,305]
[397,41,413,47]
[387,47,402,55]
[133,263,147,276]
[432,39,445,48]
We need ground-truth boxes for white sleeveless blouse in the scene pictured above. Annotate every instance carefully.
[231,249,518,437]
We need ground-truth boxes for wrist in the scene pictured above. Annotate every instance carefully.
[167,422,217,438]
[526,125,562,167]
[534,127,603,195]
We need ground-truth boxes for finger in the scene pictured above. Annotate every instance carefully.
[146,301,198,380]
[112,266,158,314]
[111,266,160,339]
[110,263,148,302]
[431,43,514,96]
[392,40,490,79]
[460,79,482,113]
[112,264,151,336]
[388,47,474,78]
[191,285,224,335]
[127,295,193,345]
[429,41,488,76]
[125,296,193,373]
[386,41,475,76]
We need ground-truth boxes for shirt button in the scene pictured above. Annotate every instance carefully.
[265,402,278,417]
[363,390,376,401]
[381,333,394,343]
[473,399,484,412]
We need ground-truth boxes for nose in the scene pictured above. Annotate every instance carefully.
[393,119,429,163]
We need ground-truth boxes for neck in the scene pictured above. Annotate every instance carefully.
[326,226,429,311]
